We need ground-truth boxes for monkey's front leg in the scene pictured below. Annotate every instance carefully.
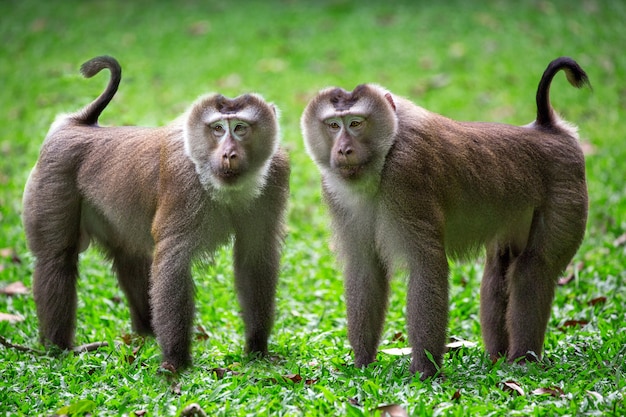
[343,247,390,369]
[149,241,195,370]
[406,246,449,380]
[233,222,282,355]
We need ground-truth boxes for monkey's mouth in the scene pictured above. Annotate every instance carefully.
[216,169,241,184]
[337,164,364,179]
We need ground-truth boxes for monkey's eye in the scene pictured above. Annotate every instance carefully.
[349,120,362,128]
[233,123,248,136]
[210,123,226,135]
[326,121,341,130]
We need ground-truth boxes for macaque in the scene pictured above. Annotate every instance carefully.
[301,57,590,379]
[22,56,290,370]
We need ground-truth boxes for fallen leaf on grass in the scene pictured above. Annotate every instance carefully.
[559,319,589,331]
[374,404,409,417]
[588,296,607,307]
[586,390,604,401]
[73,341,109,353]
[381,339,478,356]
[446,338,478,351]
[532,386,565,397]
[195,324,210,341]
[284,373,303,383]
[380,347,412,356]
[180,403,207,417]
[558,261,584,286]
[0,312,24,323]
[613,233,626,247]
[133,410,147,417]
[451,389,462,401]
[500,380,525,396]
[391,332,405,342]
[211,367,240,379]
[0,248,21,263]
[0,281,29,295]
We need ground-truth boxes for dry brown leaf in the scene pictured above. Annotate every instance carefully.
[451,389,462,401]
[212,367,228,379]
[121,333,133,345]
[374,404,409,417]
[560,319,589,331]
[501,380,525,396]
[588,296,607,307]
[284,373,303,384]
[195,324,210,341]
[348,397,360,406]
[1,282,29,296]
[391,332,405,342]
[211,367,240,379]
[532,386,565,397]
[180,403,206,417]
[0,312,24,323]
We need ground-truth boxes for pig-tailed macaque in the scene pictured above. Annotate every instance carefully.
[301,57,590,379]
[23,56,290,370]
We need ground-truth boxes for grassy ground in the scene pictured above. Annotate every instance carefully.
[1,0,625,415]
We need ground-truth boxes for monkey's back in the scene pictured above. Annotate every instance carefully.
[382,104,587,258]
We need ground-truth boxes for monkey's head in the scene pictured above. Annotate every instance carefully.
[301,84,398,183]
[184,93,280,192]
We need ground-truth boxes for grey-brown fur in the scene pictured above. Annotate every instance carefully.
[23,56,290,370]
[301,57,589,379]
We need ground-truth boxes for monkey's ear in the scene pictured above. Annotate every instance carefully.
[270,103,281,118]
[384,93,396,111]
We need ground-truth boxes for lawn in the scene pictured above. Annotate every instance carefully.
[0,0,624,415]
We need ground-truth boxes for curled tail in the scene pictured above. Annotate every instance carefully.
[535,57,591,130]
[75,56,121,125]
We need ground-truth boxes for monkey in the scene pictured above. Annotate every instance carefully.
[22,56,290,371]
[301,57,590,379]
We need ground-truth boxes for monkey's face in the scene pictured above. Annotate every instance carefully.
[206,117,251,185]
[325,115,372,180]
[184,94,279,190]
[302,84,398,183]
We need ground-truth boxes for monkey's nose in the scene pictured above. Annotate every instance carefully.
[222,152,239,170]
[338,147,353,156]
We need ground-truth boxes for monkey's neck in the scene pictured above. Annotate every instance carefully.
[324,170,381,208]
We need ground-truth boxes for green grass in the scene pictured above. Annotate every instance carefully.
[1,0,625,415]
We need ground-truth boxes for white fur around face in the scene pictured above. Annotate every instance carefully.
[182,94,279,206]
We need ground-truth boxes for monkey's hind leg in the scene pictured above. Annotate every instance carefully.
[505,201,586,362]
[32,252,80,349]
[25,177,82,350]
[112,252,154,335]
[480,244,512,361]
[406,249,449,380]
